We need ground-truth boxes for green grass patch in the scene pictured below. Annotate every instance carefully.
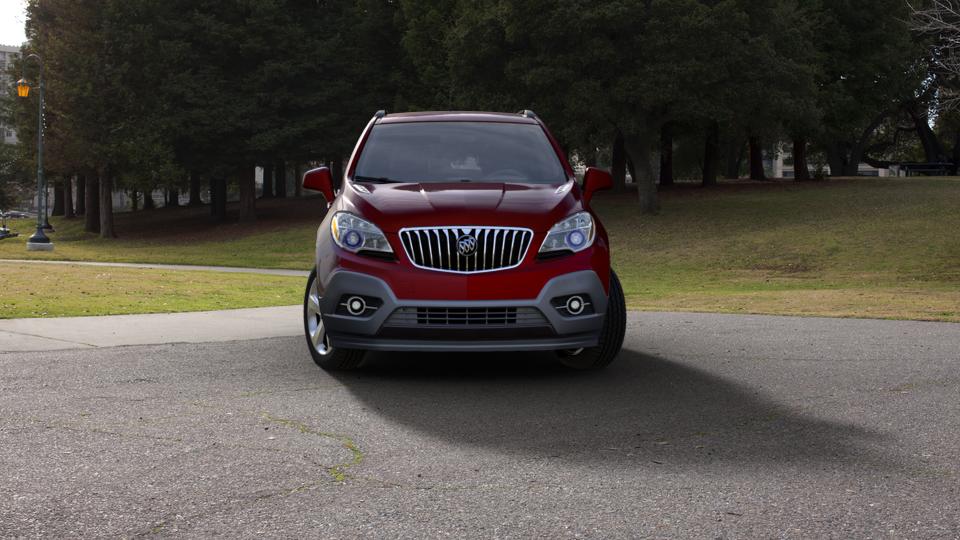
[2,178,959,321]
[602,177,960,322]
[0,262,303,318]
[0,198,323,269]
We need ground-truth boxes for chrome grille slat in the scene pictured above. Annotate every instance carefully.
[477,229,485,271]
[473,228,480,271]
[500,230,507,267]
[440,229,449,269]
[399,226,533,274]
[436,229,443,270]
[426,230,434,267]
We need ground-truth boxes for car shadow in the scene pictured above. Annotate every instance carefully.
[331,348,894,467]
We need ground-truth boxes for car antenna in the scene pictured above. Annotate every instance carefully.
[518,109,537,119]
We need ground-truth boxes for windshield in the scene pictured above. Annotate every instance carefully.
[353,121,567,184]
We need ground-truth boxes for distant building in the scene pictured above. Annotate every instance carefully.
[1,44,21,145]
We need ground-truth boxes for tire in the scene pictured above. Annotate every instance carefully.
[303,268,365,370]
[556,270,627,370]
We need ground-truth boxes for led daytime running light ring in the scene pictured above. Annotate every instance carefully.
[343,229,363,249]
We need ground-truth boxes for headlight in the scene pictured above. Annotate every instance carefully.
[539,211,595,254]
[330,212,393,254]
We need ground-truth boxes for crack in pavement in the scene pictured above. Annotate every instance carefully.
[261,413,364,483]
[0,328,98,349]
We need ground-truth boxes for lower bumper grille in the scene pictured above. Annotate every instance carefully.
[383,306,548,328]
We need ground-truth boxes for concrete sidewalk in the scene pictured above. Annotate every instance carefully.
[0,305,302,353]
[0,258,310,277]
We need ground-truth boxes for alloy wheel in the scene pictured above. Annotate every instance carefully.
[306,276,332,356]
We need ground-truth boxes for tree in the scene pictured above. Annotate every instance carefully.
[815,0,923,176]
[21,0,184,237]
[0,144,30,210]
[912,0,960,110]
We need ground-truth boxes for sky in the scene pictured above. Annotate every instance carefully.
[0,0,28,47]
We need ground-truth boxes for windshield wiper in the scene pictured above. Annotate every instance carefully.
[353,175,401,184]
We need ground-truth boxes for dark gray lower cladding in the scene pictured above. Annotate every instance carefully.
[319,269,608,352]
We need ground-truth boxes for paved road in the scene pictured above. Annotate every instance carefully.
[1,312,958,537]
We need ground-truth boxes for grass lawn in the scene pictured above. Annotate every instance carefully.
[0,197,325,269]
[606,177,960,322]
[0,262,303,318]
[2,177,958,321]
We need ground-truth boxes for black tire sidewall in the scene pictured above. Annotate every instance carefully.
[558,270,627,370]
[303,268,365,370]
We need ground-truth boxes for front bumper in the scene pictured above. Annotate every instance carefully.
[320,270,607,352]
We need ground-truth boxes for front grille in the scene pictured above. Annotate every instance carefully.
[383,306,548,328]
[399,226,533,273]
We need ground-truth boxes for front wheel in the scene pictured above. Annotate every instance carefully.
[304,268,365,370]
[556,270,627,370]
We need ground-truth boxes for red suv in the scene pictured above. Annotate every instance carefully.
[301,110,626,370]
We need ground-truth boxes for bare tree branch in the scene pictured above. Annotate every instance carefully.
[911,0,960,109]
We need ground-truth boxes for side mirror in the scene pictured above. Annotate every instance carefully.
[582,167,613,206]
[302,167,335,204]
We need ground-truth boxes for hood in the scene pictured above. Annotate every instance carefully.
[340,181,581,232]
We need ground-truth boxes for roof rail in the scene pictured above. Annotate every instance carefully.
[518,109,537,119]
[374,110,386,119]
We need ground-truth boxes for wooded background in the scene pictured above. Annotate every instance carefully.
[2,0,958,237]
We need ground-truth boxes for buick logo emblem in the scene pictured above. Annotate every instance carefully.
[457,234,478,256]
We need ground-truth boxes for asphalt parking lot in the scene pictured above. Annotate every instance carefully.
[1,312,958,537]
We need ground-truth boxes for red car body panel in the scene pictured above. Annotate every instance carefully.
[314,111,610,301]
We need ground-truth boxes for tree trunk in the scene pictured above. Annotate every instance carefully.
[331,157,344,193]
[64,177,75,219]
[908,107,946,164]
[210,177,227,222]
[52,182,65,216]
[99,168,116,239]
[844,112,887,176]
[724,138,745,179]
[131,189,139,211]
[238,166,256,223]
[793,137,810,181]
[702,121,719,186]
[825,144,846,177]
[261,162,274,198]
[623,132,659,215]
[611,131,626,192]
[76,175,86,215]
[951,130,960,175]
[189,171,202,205]
[84,176,100,233]
[273,159,287,199]
[584,149,598,167]
[748,136,766,180]
[294,163,303,197]
[659,123,674,188]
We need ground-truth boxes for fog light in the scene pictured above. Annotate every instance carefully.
[346,296,366,316]
[565,295,585,315]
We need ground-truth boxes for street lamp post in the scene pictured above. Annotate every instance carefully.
[18,53,54,251]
